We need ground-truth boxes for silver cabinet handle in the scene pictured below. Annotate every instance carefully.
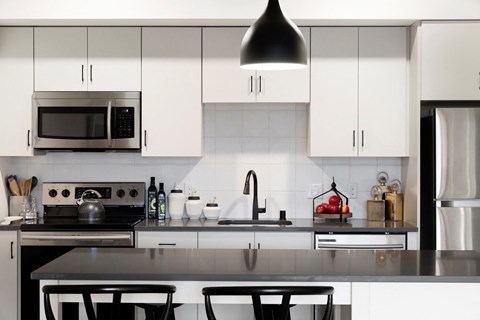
[157,243,176,246]
[144,130,147,147]
[317,244,404,249]
[353,130,356,147]
[27,130,31,147]
[81,65,84,83]
[10,241,14,259]
[90,65,93,83]
[259,75,262,93]
[257,243,261,249]
[250,76,254,93]
[361,130,365,148]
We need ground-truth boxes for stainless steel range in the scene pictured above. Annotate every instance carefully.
[20,182,145,320]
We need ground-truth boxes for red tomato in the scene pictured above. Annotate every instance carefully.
[328,195,340,206]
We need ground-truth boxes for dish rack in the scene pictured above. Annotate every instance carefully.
[313,178,351,222]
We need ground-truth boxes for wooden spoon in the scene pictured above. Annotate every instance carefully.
[25,178,32,196]
[8,176,20,196]
[19,178,25,196]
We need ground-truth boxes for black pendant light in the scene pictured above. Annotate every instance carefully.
[240,0,307,70]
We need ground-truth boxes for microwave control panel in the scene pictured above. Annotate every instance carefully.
[113,107,135,139]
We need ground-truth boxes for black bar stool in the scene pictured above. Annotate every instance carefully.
[42,284,176,320]
[202,286,334,320]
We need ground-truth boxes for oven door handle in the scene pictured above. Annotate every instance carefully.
[316,243,404,250]
[22,234,132,241]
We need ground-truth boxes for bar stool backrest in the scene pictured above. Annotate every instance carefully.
[202,286,334,320]
[42,284,176,320]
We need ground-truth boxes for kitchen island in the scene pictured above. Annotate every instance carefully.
[32,248,480,320]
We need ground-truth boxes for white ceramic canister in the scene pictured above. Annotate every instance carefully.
[168,184,186,220]
[203,198,221,220]
[186,195,203,219]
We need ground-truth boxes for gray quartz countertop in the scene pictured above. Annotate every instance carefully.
[135,218,418,233]
[32,248,478,283]
[0,220,22,230]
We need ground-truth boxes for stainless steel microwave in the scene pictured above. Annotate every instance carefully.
[32,91,141,151]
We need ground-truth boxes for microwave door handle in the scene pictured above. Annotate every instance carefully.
[107,101,112,147]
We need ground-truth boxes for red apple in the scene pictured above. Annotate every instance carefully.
[315,203,329,214]
[342,204,350,214]
[328,195,340,206]
[327,204,340,214]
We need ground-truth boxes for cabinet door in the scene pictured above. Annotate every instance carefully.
[254,232,312,249]
[87,27,141,91]
[142,28,202,157]
[309,27,359,157]
[34,27,87,91]
[198,232,254,249]
[0,231,17,320]
[358,27,407,157]
[202,27,256,103]
[256,27,311,103]
[136,231,198,248]
[0,27,34,156]
[422,22,480,100]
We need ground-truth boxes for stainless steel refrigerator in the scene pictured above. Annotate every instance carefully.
[422,106,480,251]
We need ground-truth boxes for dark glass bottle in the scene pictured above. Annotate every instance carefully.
[147,177,158,219]
[157,182,166,220]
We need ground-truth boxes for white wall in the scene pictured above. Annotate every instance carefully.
[10,104,401,220]
[0,0,479,25]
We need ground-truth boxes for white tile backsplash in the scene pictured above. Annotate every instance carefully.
[10,103,402,219]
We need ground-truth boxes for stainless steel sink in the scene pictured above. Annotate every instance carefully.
[218,219,292,226]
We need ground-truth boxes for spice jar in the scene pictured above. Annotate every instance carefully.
[186,190,203,219]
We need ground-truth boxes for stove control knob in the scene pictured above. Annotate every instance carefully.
[48,189,58,198]
[129,189,138,198]
[61,189,70,198]
[117,189,126,198]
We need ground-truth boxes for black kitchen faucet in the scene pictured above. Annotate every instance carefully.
[243,170,266,220]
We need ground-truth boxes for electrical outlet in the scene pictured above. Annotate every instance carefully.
[307,184,322,199]
[348,183,358,199]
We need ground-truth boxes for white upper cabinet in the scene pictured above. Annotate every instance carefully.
[34,27,141,91]
[0,27,34,156]
[310,27,359,157]
[309,27,407,157]
[421,22,480,100]
[358,27,407,157]
[142,27,202,157]
[202,27,310,103]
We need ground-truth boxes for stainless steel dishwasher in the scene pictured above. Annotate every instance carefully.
[315,232,407,250]
[314,232,406,320]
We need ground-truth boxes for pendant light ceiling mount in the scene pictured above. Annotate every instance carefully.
[240,0,307,70]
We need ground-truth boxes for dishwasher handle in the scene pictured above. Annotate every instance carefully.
[316,243,405,250]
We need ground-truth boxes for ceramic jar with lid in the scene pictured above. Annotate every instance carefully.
[203,197,221,220]
[168,183,186,220]
[186,190,203,219]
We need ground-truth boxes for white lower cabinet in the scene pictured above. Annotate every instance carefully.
[136,231,198,320]
[198,232,313,320]
[0,231,18,320]
[136,231,198,248]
